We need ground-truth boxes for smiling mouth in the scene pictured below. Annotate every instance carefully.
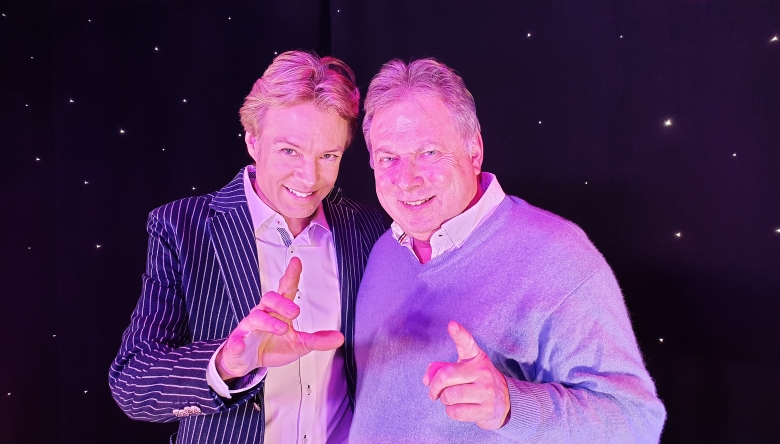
[285,186,314,198]
[402,196,433,206]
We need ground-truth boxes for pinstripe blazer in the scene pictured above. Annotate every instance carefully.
[109,168,388,444]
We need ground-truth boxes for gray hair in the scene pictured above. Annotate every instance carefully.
[362,58,481,155]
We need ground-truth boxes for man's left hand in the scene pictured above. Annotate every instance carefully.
[423,320,511,430]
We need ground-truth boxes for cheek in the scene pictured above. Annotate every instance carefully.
[373,172,394,199]
[320,162,341,184]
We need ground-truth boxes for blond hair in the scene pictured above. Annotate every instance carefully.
[240,51,360,146]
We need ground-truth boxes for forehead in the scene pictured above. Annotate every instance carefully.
[262,102,347,142]
[370,95,459,147]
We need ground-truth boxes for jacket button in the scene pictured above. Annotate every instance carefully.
[253,402,262,412]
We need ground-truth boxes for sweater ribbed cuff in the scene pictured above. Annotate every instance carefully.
[495,378,550,441]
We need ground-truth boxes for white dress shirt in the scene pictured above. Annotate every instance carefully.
[391,172,506,260]
[206,165,350,444]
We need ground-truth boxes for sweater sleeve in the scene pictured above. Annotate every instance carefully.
[495,266,666,443]
[108,210,260,422]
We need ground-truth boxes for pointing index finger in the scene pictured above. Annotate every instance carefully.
[277,256,302,301]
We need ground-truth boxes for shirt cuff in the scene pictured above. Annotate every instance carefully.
[206,341,267,399]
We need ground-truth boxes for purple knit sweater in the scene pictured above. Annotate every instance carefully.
[350,196,666,443]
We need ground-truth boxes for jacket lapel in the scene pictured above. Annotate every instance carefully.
[206,168,262,322]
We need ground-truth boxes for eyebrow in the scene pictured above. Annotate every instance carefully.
[271,137,301,148]
[373,142,438,155]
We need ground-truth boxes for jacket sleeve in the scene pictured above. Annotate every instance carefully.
[108,210,259,422]
[496,266,667,443]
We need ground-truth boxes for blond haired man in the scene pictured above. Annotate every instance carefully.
[110,51,387,444]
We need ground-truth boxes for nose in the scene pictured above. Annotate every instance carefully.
[396,157,423,191]
[293,158,317,188]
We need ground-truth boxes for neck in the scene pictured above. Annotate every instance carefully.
[285,215,313,238]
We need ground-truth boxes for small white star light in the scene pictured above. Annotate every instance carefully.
[527,33,532,37]
[732,153,737,157]
[69,99,74,103]
[771,36,778,43]
[155,47,159,51]
[664,119,673,127]
[675,232,682,238]
[84,181,89,185]
[775,228,780,233]
[96,244,101,248]
[659,338,664,343]
[538,121,542,124]
[119,129,125,134]
[183,99,187,103]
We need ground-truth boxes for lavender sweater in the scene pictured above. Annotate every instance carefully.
[350,196,666,443]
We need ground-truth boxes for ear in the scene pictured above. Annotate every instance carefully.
[468,132,484,175]
[245,132,258,163]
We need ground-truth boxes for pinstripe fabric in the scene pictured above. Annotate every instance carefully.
[109,168,388,444]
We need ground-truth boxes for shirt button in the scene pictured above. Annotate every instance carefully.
[303,435,308,444]
[307,384,312,395]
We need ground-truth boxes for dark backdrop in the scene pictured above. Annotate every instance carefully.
[1,1,778,443]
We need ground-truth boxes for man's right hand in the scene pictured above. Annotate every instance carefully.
[215,257,345,381]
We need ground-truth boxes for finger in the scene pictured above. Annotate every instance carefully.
[448,320,481,361]
[238,309,289,335]
[445,403,489,423]
[254,291,300,320]
[298,330,345,352]
[422,361,446,387]
[439,384,484,406]
[427,362,479,401]
[277,257,302,300]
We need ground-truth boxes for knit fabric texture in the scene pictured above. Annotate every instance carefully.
[350,196,666,443]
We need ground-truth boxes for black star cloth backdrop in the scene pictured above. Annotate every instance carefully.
[1,1,778,443]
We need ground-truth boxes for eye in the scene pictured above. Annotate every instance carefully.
[378,156,396,164]
[322,153,340,160]
[422,149,437,157]
[281,148,296,155]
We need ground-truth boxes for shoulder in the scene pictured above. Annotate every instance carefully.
[147,193,218,230]
[490,195,608,272]
[330,196,390,232]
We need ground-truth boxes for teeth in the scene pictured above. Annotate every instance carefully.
[286,187,313,198]
[403,197,432,206]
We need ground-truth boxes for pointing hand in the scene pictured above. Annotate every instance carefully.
[422,320,511,430]
[216,257,345,380]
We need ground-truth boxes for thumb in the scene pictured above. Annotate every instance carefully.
[299,330,345,352]
[277,256,302,301]
[448,320,481,361]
